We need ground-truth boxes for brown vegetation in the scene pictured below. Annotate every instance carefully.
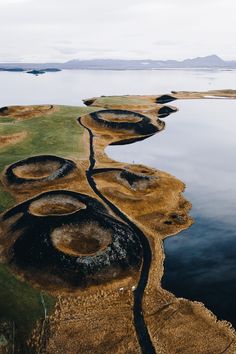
[51,221,112,256]
[29,194,86,217]
[0,105,58,120]
[0,131,27,148]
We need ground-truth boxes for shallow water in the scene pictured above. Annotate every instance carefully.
[106,99,236,327]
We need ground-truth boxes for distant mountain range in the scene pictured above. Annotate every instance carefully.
[1,55,236,71]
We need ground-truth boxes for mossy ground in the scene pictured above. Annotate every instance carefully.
[0,265,55,340]
[0,105,97,212]
[87,96,153,106]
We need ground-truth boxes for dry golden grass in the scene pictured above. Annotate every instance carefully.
[0,105,58,120]
[0,131,27,148]
[1,158,95,204]
[84,90,236,109]
[172,89,236,99]
[51,221,112,256]
[29,195,86,217]
[13,160,61,179]
[29,290,141,354]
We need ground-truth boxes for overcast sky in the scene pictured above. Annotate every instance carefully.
[0,0,235,62]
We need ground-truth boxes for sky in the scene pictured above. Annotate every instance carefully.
[0,0,236,62]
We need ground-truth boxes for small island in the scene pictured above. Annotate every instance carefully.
[0,67,62,75]
[26,69,46,75]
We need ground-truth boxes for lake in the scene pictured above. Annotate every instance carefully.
[1,69,236,106]
[1,69,236,327]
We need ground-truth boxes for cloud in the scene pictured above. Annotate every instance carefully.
[54,46,80,55]
[0,0,235,61]
[153,40,181,46]
[0,0,30,5]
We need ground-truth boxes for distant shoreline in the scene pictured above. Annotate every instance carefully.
[0,67,235,73]
[1,55,236,71]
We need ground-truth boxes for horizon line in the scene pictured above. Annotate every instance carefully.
[1,54,236,64]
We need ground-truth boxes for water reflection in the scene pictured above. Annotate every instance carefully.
[162,214,236,327]
[106,99,236,327]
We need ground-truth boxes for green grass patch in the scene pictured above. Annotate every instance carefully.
[0,264,55,340]
[0,186,14,213]
[0,105,97,212]
[94,95,152,106]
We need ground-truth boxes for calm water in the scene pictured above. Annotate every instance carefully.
[1,69,236,106]
[1,69,236,326]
